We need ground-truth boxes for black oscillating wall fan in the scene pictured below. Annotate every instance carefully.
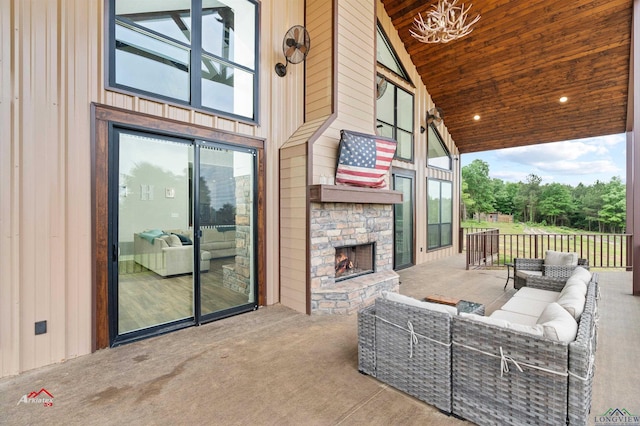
[275,25,311,77]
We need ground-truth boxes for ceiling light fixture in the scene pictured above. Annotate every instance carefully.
[473,114,481,121]
[559,96,568,103]
[410,0,480,44]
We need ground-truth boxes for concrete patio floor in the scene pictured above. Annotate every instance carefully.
[1,254,638,425]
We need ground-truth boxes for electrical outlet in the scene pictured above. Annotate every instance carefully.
[35,321,47,335]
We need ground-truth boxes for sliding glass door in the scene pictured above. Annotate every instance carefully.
[197,143,256,320]
[110,128,257,344]
[393,173,414,269]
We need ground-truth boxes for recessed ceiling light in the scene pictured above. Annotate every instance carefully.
[559,96,568,103]
[473,115,481,121]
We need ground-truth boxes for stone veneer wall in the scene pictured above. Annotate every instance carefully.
[222,175,253,300]
[310,202,399,314]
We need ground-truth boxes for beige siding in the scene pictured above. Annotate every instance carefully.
[280,143,308,313]
[305,0,333,121]
[312,0,377,183]
[0,0,308,376]
[0,0,463,377]
[1,0,17,376]
[376,1,460,264]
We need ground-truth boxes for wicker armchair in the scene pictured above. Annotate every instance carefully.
[513,257,589,289]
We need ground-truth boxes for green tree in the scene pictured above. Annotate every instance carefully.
[493,179,518,215]
[462,159,495,220]
[538,183,574,226]
[460,180,474,220]
[518,174,542,223]
[599,176,626,233]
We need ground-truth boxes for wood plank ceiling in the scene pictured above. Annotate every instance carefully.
[380,0,633,153]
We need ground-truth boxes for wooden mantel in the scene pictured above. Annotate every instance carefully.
[309,184,403,204]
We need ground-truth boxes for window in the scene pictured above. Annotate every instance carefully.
[377,83,414,161]
[376,24,409,81]
[428,179,453,250]
[427,125,451,170]
[109,0,258,121]
[393,172,414,269]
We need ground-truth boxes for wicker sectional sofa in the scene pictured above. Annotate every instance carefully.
[358,267,599,425]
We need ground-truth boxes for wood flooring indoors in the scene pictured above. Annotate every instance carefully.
[117,258,249,333]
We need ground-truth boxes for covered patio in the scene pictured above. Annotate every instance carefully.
[1,256,636,425]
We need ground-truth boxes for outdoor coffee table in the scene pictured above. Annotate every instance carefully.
[425,294,485,315]
[456,300,485,315]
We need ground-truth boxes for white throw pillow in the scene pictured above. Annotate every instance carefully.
[167,234,183,247]
[381,291,457,315]
[155,235,170,248]
[562,276,588,297]
[544,250,578,266]
[536,302,578,342]
[570,266,592,283]
[556,286,586,320]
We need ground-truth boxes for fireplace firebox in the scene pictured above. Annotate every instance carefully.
[335,243,375,282]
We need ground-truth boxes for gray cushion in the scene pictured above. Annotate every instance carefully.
[515,270,543,279]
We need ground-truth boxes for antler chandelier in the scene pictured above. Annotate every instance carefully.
[410,0,480,44]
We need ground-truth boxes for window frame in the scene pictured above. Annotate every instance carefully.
[106,0,260,124]
[392,169,415,270]
[376,22,411,83]
[427,124,452,171]
[427,178,453,250]
[376,82,414,162]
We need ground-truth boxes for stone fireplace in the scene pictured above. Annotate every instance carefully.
[335,243,374,281]
[309,186,401,314]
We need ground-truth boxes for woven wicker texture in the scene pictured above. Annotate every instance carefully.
[358,274,599,425]
[567,279,599,426]
[357,298,453,413]
[357,304,377,377]
[514,257,589,289]
[452,316,569,425]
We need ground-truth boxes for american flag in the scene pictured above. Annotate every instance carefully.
[335,130,397,188]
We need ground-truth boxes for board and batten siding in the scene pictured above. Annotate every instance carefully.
[305,0,334,122]
[376,0,461,263]
[312,0,377,183]
[0,0,307,377]
[280,142,308,313]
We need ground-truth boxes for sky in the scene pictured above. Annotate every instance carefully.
[460,133,627,187]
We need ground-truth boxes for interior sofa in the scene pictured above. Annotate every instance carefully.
[514,250,588,289]
[134,230,210,277]
[358,266,598,425]
[198,227,236,259]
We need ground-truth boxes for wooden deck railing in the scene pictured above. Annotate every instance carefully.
[463,228,633,270]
